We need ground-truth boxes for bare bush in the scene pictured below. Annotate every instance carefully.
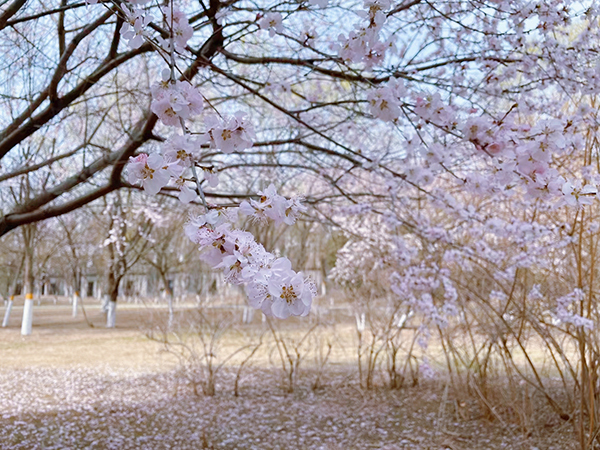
[267,317,319,393]
[147,307,261,396]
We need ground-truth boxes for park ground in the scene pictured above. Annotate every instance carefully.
[0,298,579,449]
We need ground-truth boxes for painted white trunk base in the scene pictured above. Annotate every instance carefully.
[2,300,13,328]
[106,300,116,328]
[242,306,254,324]
[21,299,33,335]
[72,293,79,318]
[167,298,174,329]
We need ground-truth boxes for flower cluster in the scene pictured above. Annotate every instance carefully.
[127,153,176,196]
[413,93,455,128]
[206,113,255,154]
[127,66,256,201]
[461,116,507,156]
[185,210,315,319]
[127,70,313,319]
[120,6,153,49]
[390,268,458,331]
[366,79,406,122]
[118,3,193,53]
[151,77,204,127]
[160,7,193,52]
[239,184,306,225]
[460,114,599,205]
[555,289,593,330]
[336,0,393,67]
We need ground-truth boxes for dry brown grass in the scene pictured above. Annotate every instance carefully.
[0,299,581,449]
[1,301,178,371]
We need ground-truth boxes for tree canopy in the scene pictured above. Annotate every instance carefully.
[2,0,598,236]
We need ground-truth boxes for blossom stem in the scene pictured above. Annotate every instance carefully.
[169,0,175,81]
[191,164,210,213]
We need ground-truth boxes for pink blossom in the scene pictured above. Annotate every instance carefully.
[203,170,219,188]
[208,113,255,153]
[151,80,203,127]
[120,7,152,49]
[259,12,284,37]
[239,184,306,225]
[164,7,193,51]
[127,153,171,195]
[267,268,315,319]
[561,180,597,208]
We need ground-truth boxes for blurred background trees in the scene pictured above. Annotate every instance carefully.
[4,0,600,446]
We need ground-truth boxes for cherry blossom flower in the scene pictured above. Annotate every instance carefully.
[161,134,202,168]
[120,7,153,49]
[556,289,593,330]
[151,97,181,127]
[531,119,566,151]
[151,80,204,127]
[335,0,394,66]
[561,180,597,208]
[126,153,171,195]
[360,0,391,28]
[259,12,284,37]
[300,28,318,46]
[337,27,389,67]
[171,175,197,203]
[239,184,306,225]
[164,7,193,51]
[247,258,315,319]
[414,93,454,126]
[215,234,273,285]
[203,170,219,188]
[184,211,232,243]
[367,85,401,122]
[207,113,255,153]
[246,282,274,315]
[268,271,314,319]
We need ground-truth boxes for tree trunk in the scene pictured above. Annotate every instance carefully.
[159,271,174,328]
[72,270,80,318]
[243,306,254,324]
[21,224,35,336]
[72,291,79,317]
[106,300,117,328]
[167,296,174,328]
[105,271,120,328]
[21,297,33,335]
[3,253,24,328]
[2,299,13,328]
